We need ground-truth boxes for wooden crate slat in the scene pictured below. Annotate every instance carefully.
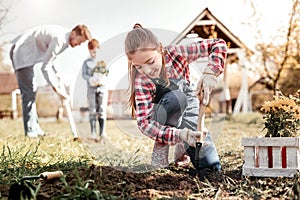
[287,147,298,168]
[272,147,281,168]
[244,146,255,167]
[298,147,300,169]
[242,137,300,147]
[242,166,298,177]
[259,146,268,168]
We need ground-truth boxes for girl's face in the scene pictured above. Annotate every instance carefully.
[130,49,162,79]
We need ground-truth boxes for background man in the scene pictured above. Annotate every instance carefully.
[9,24,91,137]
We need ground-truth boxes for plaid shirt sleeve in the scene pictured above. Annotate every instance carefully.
[168,38,227,76]
[134,73,182,145]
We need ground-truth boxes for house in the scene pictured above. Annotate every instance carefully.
[0,73,20,119]
[0,72,62,119]
[0,71,131,120]
[171,7,253,115]
[0,73,18,94]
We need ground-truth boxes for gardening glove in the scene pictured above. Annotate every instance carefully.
[196,67,217,106]
[179,128,202,147]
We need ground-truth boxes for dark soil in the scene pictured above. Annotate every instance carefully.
[2,150,300,199]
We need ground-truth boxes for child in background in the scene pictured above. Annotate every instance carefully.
[124,28,227,171]
[82,39,109,140]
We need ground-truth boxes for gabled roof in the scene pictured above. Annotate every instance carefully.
[171,8,252,54]
[0,73,18,94]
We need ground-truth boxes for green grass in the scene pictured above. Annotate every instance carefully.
[0,113,266,199]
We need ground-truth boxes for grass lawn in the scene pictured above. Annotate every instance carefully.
[1,113,298,199]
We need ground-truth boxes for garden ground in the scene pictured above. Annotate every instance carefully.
[0,113,299,199]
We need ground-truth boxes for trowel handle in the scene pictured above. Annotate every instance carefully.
[195,104,206,161]
[40,171,64,181]
[197,104,206,132]
[197,87,205,132]
[195,88,206,161]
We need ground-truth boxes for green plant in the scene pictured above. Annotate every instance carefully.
[260,90,300,137]
[54,172,107,200]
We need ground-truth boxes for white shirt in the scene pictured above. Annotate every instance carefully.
[11,24,71,89]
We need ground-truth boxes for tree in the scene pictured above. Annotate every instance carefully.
[248,0,300,95]
[279,0,300,95]
[0,1,12,72]
[0,1,9,30]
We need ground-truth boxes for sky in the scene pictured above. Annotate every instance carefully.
[0,0,293,92]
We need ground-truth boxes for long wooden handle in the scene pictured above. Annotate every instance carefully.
[195,89,206,161]
[197,89,206,139]
[64,100,79,139]
[197,104,205,132]
[40,171,64,181]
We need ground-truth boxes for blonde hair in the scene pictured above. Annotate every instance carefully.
[124,28,169,117]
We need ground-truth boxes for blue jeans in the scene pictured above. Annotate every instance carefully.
[153,79,221,171]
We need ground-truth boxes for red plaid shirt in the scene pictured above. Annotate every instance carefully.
[134,38,227,145]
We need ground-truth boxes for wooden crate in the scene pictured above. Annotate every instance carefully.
[242,137,300,177]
